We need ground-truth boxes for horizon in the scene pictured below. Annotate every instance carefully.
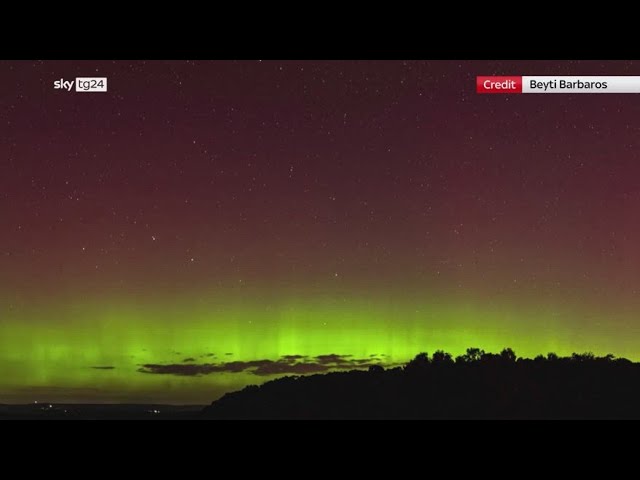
[1,346,633,406]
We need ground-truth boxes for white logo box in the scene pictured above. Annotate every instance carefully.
[75,77,108,92]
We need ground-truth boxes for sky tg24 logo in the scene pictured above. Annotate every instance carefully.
[54,77,108,92]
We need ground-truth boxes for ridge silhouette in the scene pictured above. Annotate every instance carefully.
[201,348,640,419]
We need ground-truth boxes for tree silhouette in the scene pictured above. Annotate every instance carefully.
[572,352,595,362]
[500,348,517,363]
[432,350,453,365]
[405,352,429,371]
[463,347,485,362]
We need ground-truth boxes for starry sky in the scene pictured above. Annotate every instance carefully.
[2,60,640,404]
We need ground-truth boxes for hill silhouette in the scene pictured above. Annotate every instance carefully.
[201,348,640,419]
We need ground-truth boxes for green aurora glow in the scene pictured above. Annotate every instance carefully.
[1,292,636,403]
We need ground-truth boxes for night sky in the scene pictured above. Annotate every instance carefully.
[2,60,640,404]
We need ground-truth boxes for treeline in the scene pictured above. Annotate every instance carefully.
[202,348,640,419]
[402,348,628,369]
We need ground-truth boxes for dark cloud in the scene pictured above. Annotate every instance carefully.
[353,358,374,364]
[138,354,387,377]
[91,366,115,370]
[222,360,271,373]
[333,362,377,370]
[253,362,330,376]
[281,354,308,363]
[315,354,353,364]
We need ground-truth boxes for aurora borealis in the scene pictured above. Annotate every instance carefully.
[2,60,640,404]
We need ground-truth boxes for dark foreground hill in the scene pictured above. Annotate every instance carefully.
[202,349,640,419]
